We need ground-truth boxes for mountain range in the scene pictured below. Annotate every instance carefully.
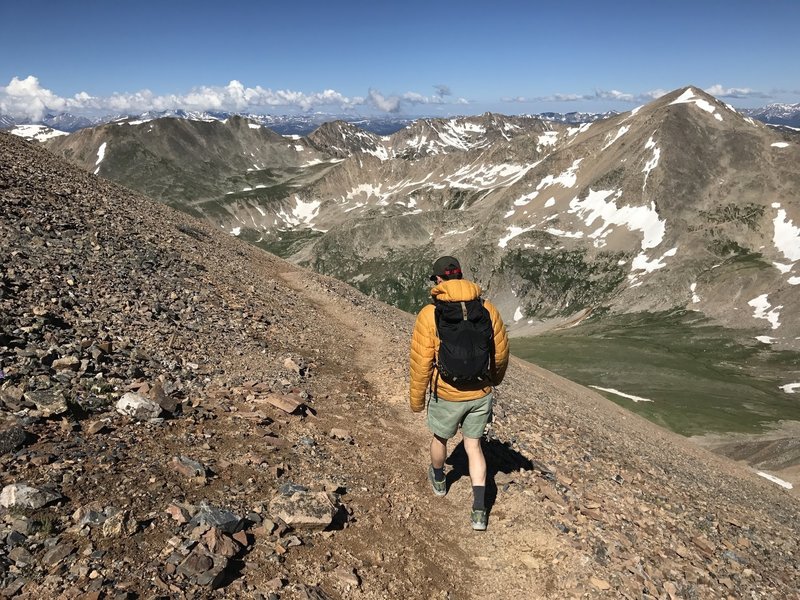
[2,126,800,599]
[40,86,800,354]
[4,99,800,136]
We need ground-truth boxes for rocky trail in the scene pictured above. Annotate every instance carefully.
[1,131,799,599]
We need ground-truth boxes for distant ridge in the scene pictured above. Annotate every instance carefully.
[42,86,800,353]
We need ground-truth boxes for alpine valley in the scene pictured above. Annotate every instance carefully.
[36,86,800,449]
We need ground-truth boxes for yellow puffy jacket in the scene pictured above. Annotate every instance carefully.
[409,279,509,412]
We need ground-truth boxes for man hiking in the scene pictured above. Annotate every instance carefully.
[409,256,509,530]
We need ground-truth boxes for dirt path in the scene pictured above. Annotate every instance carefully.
[277,270,569,599]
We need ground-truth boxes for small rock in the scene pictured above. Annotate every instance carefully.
[102,509,137,537]
[72,503,107,527]
[42,542,75,567]
[171,456,207,479]
[116,392,162,420]
[24,389,68,417]
[187,503,241,534]
[166,503,191,524]
[202,527,240,558]
[590,577,611,590]
[86,420,109,435]
[269,491,337,530]
[177,544,228,588]
[334,567,360,587]
[150,380,179,414]
[52,356,80,371]
[0,423,30,455]
[328,428,353,443]
[1,483,62,509]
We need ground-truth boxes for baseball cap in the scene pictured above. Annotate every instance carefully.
[430,256,463,281]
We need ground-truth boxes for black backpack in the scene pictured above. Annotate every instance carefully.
[434,298,494,387]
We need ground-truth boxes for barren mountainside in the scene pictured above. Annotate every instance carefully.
[2,131,800,598]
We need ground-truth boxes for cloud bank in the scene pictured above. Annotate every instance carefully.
[0,76,469,120]
[0,76,785,121]
[503,84,778,105]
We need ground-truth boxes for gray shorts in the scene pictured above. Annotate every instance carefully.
[427,393,493,439]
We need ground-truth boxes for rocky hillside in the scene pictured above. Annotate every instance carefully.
[42,88,800,351]
[3,132,800,599]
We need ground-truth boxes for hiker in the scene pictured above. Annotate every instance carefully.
[409,256,509,530]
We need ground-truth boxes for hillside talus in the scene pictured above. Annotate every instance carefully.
[1,131,799,599]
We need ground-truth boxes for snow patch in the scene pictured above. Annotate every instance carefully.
[537,131,559,147]
[513,306,524,322]
[642,135,660,188]
[93,142,107,174]
[230,227,241,236]
[756,471,793,489]
[602,125,630,150]
[568,189,666,251]
[9,124,68,141]
[670,88,721,119]
[748,294,782,330]
[691,282,700,303]
[277,196,323,230]
[536,159,582,190]
[443,226,475,236]
[545,228,584,239]
[630,247,678,276]
[773,208,800,261]
[780,383,800,394]
[590,386,653,403]
[771,142,789,148]
[756,336,775,344]
[566,122,592,137]
[498,225,537,248]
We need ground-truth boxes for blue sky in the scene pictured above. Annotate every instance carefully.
[2,0,799,120]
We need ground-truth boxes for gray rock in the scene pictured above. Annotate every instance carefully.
[0,483,62,509]
[0,423,30,455]
[278,482,310,496]
[23,389,68,417]
[177,544,229,588]
[102,509,137,537]
[172,455,206,478]
[150,380,179,414]
[116,392,162,420]
[268,491,337,530]
[187,503,241,534]
[42,542,75,566]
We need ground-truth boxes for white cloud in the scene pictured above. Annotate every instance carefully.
[505,88,669,105]
[1,76,67,120]
[704,84,771,99]
[0,75,475,120]
[0,75,374,120]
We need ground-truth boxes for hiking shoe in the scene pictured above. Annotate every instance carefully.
[470,508,488,531]
[428,465,446,497]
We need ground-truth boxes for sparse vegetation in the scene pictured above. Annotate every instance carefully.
[699,202,765,230]
[500,248,627,317]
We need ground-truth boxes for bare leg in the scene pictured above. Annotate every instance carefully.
[463,436,486,486]
[430,434,448,469]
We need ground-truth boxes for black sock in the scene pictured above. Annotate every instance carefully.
[472,485,486,510]
[433,465,445,482]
